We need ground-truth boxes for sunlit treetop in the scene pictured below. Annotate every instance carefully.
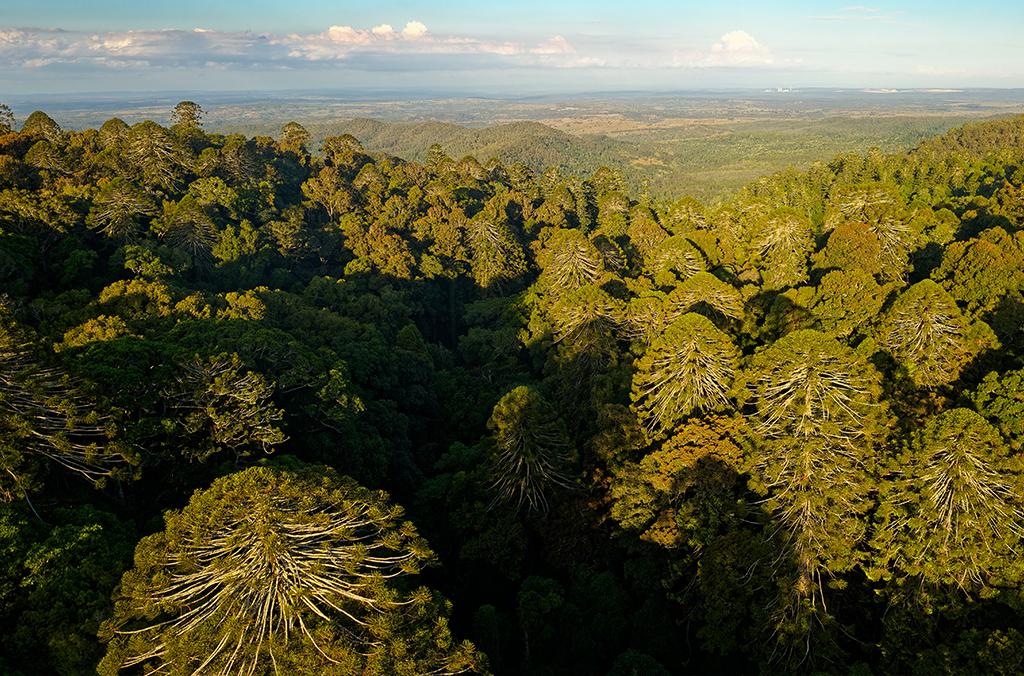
[170,101,205,129]
[98,465,484,676]
[878,279,997,389]
[872,408,1024,589]
[631,313,738,440]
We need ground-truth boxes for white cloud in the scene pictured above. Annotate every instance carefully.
[673,30,773,68]
[320,21,429,44]
[480,41,523,56]
[532,36,575,54]
[324,25,377,44]
[400,21,428,38]
[712,30,765,54]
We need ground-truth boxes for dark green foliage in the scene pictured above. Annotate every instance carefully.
[0,502,136,676]
[878,279,995,388]
[630,315,737,439]
[809,268,894,340]
[170,101,204,130]
[4,107,1024,676]
[0,102,13,135]
[970,368,1024,449]
[741,329,890,655]
[486,386,573,514]
[753,207,813,290]
[1,310,133,499]
[20,111,62,142]
[88,178,155,242]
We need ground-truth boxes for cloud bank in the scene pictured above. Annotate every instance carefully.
[0,22,585,74]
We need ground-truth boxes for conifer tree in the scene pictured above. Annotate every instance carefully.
[88,178,155,243]
[878,279,994,388]
[631,314,738,439]
[98,466,484,675]
[665,271,744,328]
[753,207,813,290]
[809,268,893,340]
[128,121,187,191]
[170,101,205,129]
[645,235,705,287]
[536,228,605,297]
[0,102,14,134]
[20,110,62,143]
[160,353,287,461]
[466,198,526,293]
[486,386,574,514]
[872,408,1024,588]
[743,330,889,601]
[0,310,131,500]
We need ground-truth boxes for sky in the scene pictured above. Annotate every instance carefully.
[2,0,1023,95]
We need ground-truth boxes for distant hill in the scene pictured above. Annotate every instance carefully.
[910,114,1024,161]
[212,118,668,188]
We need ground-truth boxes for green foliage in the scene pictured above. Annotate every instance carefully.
[127,120,187,191]
[99,466,483,675]
[611,415,747,548]
[21,110,62,143]
[742,330,889,600]
[0,102,13,135]
[970,368,1024,450]
[486,386,574,514]
[931,227,1024,317]
[645,236,705,287]
[280,121,310,154]
[872,408,1024,589]
[809,268,894,340]
[115,241,190,278]
[813,221,885,277]
[159,353,286,461]
[170,101,205,129]
[630,314,738,439]
[537,228,606,296]
[0,503,136,676]
[0,310,130,499]
[4,104,1024,676]
[753,207,813,290]
[466,199,527,292]
[605,650,671,676]
[878,279,993,388]
[665,271,744,328]
[549,284,624,354]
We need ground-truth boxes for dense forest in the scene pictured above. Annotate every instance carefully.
[2,99,1024,675]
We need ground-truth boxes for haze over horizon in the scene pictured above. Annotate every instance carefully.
[2,0,1022,96]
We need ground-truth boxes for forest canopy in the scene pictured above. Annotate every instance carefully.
[2,104,1024,675]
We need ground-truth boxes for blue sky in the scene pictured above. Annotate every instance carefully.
[2,1,1022,94]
